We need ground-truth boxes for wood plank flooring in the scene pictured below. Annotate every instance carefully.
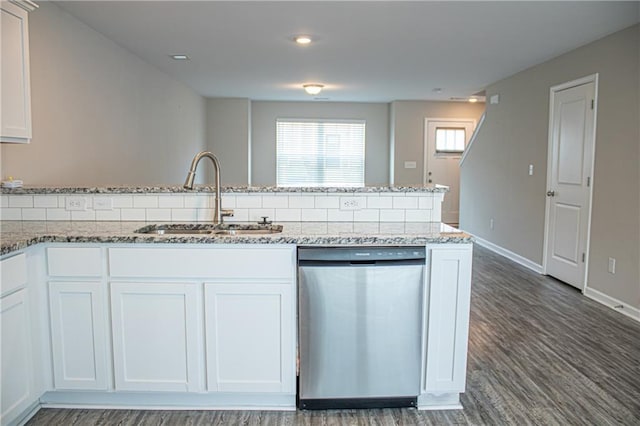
[27,246,640,425]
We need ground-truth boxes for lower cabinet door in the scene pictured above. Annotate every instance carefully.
[1,289,33,423]
[423,247,473,393]
[110,282,201,392]
[204,283,294,393]
[49,282,108,390]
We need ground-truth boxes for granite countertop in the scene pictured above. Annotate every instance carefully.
[1,184,449,195]
[0,221,471,256]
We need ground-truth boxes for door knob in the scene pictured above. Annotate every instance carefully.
[546,190,556,197]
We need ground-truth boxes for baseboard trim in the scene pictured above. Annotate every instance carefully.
[468,234,544,274]
[583,287,640,323]
[417,393,462,410]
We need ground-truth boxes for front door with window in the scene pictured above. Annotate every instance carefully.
[424,118,475,226]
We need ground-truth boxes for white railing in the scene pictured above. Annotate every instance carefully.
[460,112,485,166]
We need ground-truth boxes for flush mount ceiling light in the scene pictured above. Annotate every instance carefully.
[468,97,478,103]
[294,35,312,45]
[303,84,324,95]
[170,54,190,60]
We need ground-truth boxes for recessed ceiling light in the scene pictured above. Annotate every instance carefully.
[294,35,312,45]
[170,54,190,60]
[432,88,443,94]
[303,84,324,95]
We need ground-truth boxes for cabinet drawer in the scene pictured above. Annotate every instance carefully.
[47,248,102,277]
[1,253,27,295]
[109,247,294,280]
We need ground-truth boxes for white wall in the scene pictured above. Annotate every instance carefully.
[250,101,390,186]
[207,98,251,185]
[460,24,640,309]
[0,2,207,186]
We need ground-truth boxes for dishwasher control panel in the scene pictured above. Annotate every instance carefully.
[298,247,425,262]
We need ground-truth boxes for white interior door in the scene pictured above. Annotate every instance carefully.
[544,78,596,290]
[424,119,475,225]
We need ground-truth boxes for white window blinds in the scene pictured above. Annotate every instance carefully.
[276,119,365,187]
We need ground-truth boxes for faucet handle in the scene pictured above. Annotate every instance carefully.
[259,216,272,225]
[221,209,234,217]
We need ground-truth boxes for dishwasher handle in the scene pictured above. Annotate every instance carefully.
[298,258,426,267]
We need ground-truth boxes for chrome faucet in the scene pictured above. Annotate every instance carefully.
[183,151,234,224]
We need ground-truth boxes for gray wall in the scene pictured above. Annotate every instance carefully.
[207,98,251,185]
[251,101,390,186]
[460,24,640,309]
[391,101,485,185]
[0,2,207,186]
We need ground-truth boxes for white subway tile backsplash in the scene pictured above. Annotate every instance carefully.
[262,195,289,208]
[354,209,380,222]
[1,208,22,220]
[392,197,418,209]
[22,208,46,221]
[9,195,33,208]
[96,210,121,221]
[328,209,353,222]
[315,196,339,209]
[133,195,158,208]
[146,209,172,221]
[236,195,262,208]
[121,208,146,221]
[224,208,248,222]
[418,196,433,210]
[171,209,198,222]
[380,210,405,222]
[34,195,58,208]
[158,195,184,208]
[184,195,209,209]
[112,195,134,208]
[197,208,215,222]
[46,209,71,221]
[289,195,315,209]
[220,194,236,208]
[9,190,443,225]
[366,196,392,209]
[0,195,8,208]
[405,209,432,222]
[301,208,328,222]
[275,208,301,222]
[248,208,276,222]
[71,210,96,221]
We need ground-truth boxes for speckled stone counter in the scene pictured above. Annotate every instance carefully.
[1,185,448,194]
[0,221,471,256]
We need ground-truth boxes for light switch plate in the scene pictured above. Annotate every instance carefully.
[94,197,113,211]
[404,161,417,169]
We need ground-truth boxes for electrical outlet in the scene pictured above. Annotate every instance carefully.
[93,197,113,211]
[404,161,417,169]
[528,164,534,176]
[490,218,494,230]
[608,257,616,274]
[340,197,363,211]
[65,196,87,211]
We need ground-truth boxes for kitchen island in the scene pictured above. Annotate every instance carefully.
[1,186,471,425]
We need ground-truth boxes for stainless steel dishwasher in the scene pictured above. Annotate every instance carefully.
[298,247,425,409]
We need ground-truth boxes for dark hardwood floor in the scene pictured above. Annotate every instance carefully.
[28,246,640,425]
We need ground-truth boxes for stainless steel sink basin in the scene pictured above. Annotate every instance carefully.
[134,223,283,235]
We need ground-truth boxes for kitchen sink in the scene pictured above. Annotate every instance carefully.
[134,223,283,235]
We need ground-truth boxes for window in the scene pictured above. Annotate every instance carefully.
[276,119,365,187]
[435,127,466,154]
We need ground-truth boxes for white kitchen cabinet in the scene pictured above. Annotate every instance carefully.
[205,283,294,393]
[110,282,202,392]
[1,289,34,424]
[422,246,473,395]
[49,281,108,390]
[1,0,36,143]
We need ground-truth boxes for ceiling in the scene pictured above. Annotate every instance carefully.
[55,1,640,103]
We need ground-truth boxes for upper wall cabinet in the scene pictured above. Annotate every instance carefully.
[1,1,37,144]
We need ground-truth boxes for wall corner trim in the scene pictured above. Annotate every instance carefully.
[466,233,544,274]
[583,287,640,323]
